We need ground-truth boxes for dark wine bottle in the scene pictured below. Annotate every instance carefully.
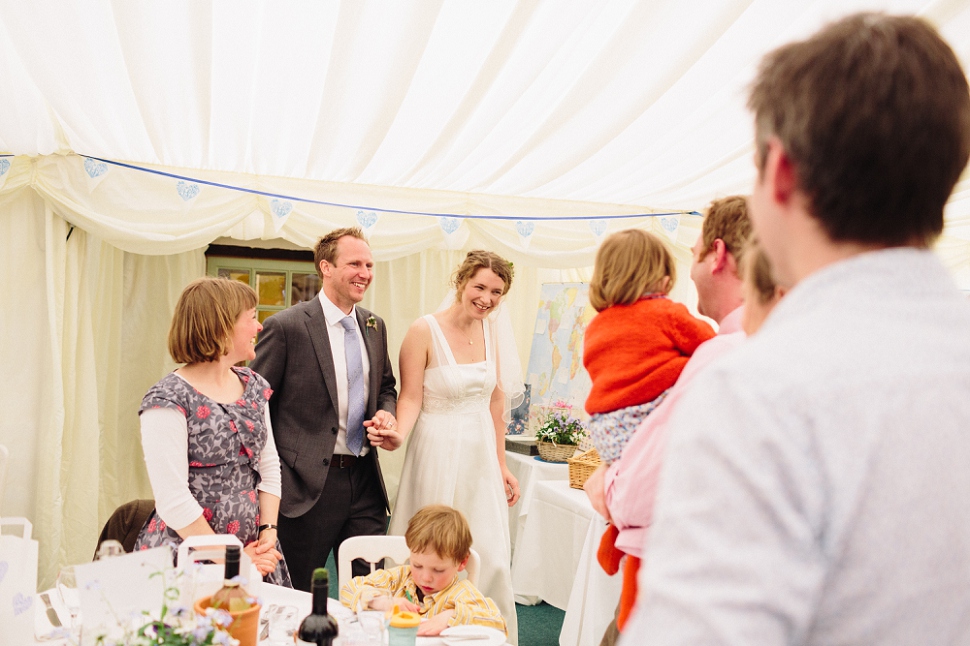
[295,568,339,646]
[210,545,252,613]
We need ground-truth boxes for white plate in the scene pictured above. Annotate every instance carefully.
[440,625,506,646]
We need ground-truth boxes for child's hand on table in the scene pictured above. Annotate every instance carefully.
[417,610,455,636]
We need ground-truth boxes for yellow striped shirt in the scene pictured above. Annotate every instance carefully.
[340,565,507,636]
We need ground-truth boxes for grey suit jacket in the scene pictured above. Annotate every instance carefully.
[250,298,398,518]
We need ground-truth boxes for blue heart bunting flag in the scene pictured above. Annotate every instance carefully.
[176,180,201,202]
[658,214,680,242]
[438,216,468,249]
[0,157,10,190]
[83,156,110,190]
[440,216,462,235]
[588,219,608,238]
[269,198,294,232]
[515,219,535,248]
[356,210,379,232]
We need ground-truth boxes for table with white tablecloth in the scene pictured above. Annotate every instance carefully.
[34,583,511,645]
[505,450,569,554]
[509,480,621,646]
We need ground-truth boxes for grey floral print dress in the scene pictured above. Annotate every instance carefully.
[134,366,292,587]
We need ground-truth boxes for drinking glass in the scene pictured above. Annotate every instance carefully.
[357,589,393,644]
[268,604,299,644]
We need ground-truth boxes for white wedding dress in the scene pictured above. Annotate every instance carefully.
[389,314,518,643]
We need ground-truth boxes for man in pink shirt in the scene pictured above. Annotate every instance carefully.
[584,195,750,642]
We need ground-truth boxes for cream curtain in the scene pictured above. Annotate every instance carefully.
[0,189,205,587]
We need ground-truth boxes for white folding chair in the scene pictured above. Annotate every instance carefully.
[337,534,481,592]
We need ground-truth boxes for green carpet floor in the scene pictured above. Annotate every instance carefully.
[323,551,566,645]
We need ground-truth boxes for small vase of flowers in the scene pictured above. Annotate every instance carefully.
[535,401,586,462]
[85,564,243,646]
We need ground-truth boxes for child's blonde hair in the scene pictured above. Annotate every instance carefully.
[742,236,779,305]
[405,505,472,564]
[589,229,676,312]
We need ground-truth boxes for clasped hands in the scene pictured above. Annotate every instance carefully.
[364,410,403,450]
[244,529,283,576]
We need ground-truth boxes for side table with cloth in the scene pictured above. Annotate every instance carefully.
[504,451,568,553]
[509,480,621,646]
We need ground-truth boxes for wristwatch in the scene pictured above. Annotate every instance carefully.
[257,523,278,534]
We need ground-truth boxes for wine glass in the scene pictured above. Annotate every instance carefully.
[56,565,82,637]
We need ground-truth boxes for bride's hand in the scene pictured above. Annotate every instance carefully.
[502,468,520,506]
[364,412,404,450]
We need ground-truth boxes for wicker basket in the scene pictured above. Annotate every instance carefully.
[537,440,579,463]
[567,448,602,489]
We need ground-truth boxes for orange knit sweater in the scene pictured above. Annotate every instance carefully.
[583,297,715,414]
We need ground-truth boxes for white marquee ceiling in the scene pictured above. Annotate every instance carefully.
[1,0,969,231]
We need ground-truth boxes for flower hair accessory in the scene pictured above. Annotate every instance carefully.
[366,316,377,333]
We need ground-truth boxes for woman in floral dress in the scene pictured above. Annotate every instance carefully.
[134,277,291,586]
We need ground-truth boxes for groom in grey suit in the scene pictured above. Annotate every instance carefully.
[251,227,399,591]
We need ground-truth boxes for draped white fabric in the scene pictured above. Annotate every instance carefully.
[3,0,970,586]
[1,0,968,214]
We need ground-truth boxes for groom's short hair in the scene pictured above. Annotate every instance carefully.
[314,227,367,279]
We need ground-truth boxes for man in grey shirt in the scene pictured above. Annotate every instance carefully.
[623,13,970,646]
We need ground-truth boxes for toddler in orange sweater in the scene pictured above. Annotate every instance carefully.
[583,229,714,464]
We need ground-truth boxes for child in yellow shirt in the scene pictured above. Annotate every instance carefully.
[340,505,507,637]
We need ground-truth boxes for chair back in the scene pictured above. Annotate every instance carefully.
[337,534,481,592]
[338,534,411,592]
[94,499,156,558]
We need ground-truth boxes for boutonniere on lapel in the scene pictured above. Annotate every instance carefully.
[366,316,378,334]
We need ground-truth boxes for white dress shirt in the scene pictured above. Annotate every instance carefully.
[624,249,970,646]
[318,290,371,456]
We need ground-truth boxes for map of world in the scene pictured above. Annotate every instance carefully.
[526,282,596,420]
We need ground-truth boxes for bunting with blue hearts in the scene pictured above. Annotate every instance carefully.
[0,157,10,190]
[439,216,468,249]
[83,156,110,190]
[657,214,680,243]
[73,155,697,243]
[356,209,379,236]
[588,219,608,239]
[176,180,201,203]
[270,198,294,232]
[515,219,535,248]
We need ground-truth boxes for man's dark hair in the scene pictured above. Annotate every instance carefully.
[748,13,970,247]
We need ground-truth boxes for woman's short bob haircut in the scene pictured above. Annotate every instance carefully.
[589,229,676,312]
[168,277,258,364]
[452,250,514,300]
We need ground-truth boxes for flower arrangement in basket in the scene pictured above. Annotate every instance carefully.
[534,400,587,462]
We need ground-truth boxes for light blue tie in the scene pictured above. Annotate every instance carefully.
[340,316,366,456]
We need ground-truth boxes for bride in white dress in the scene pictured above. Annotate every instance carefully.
[378,251,524,643]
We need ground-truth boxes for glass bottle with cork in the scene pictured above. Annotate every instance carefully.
[296,568,339,645]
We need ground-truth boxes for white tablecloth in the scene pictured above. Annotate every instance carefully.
[508,480,621,646]
[34,583,509,645]
[505,451,569,554]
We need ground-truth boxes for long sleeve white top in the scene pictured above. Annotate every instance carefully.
[140,396,281,531]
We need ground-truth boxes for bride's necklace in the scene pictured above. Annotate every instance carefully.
[450,318,476,345]
[457,327,474,345]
